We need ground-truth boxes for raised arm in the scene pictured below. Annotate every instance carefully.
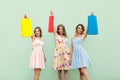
[31,33,35,42]
[53,25,57,37]
[82,26,88,40]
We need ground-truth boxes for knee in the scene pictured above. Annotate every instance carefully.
[64,70,68,73]
[58,70,62,73]
[80,69,86,75]
[35,70,40,75]
[37,71,40,75]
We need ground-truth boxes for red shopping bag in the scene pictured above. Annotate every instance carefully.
[48,15,54,32]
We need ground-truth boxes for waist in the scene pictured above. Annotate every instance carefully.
[32,47,42,50]
[56,44,67,47]
[73,44,82,47]
[73,45,83,48]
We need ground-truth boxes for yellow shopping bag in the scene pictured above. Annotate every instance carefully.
[21,15,33,37]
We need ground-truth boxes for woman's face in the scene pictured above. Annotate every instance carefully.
[35,28,40,37]
[77,26,83,34]
[58,27,64,35]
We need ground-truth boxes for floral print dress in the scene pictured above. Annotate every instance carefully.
[52,35,71,70]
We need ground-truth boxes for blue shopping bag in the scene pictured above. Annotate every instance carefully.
[88,14,98,35]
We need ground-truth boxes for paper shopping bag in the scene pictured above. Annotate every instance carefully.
[48,15,54,32]
[88,15,98,35]
[21,18,33,37]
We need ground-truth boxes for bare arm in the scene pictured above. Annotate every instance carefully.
[42,47,46,62]
[53,25,57,37]
[70,45,73,56]
[70,38,74,57]
[41,39,46,62]
[31,33,35,42]
[82,26,88,40]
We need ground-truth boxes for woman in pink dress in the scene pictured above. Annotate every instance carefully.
[29,27,46,80]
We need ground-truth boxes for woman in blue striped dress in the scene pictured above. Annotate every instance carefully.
[71,24,92,80]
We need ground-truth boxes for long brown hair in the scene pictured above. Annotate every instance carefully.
[34,27,42,37]
[57,24,67,37]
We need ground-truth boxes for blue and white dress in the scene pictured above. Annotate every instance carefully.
[72,36,92,69]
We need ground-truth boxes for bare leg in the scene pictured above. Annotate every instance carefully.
[34,68,41,80]
[64,70,68,80]
[79,68,84,80]
[80,67,90,80]
[58,70,62,80]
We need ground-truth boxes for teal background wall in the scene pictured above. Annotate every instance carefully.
[0,0,120,80]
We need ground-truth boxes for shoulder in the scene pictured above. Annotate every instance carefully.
[71,37,74,40]
[54,32,58,37]
[55,34,60,39]
[40,37,43,40]
[40,37,44,41]
[40,38,44,45]
[72,35,76,39]
[31,36,36,42]
[81,34,86,41]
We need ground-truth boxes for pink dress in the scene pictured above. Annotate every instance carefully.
[29,38,45,69]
